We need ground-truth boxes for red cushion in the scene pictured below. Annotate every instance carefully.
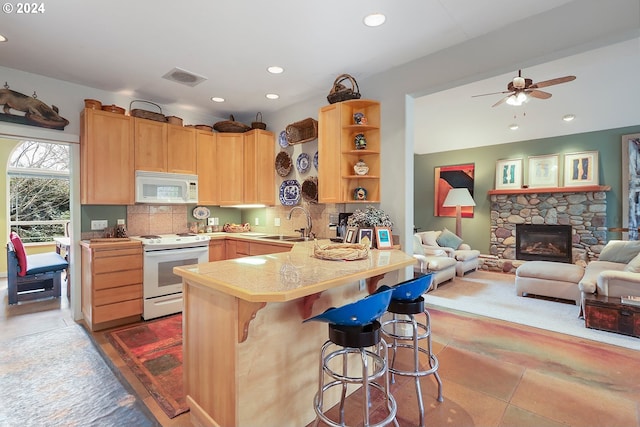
[9,232,27,277]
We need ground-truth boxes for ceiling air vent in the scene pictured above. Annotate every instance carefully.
[162,67,207,87]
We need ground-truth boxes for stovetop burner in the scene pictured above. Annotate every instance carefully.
[130,233,210,250]
[140,235,161,239]
[176,233,196,237]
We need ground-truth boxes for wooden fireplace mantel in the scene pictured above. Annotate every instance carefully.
[488,185,611,196]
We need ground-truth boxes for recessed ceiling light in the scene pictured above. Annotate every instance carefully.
[562,114,575,122]
[211,97,225,103]
[509,124,519,130]
[0,35,7,42]
[266,93,279,100]
[363,13,386,27]
[267,66,284,74]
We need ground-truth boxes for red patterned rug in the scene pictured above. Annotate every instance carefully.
[106,313,187,418]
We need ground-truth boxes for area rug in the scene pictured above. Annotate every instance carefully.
[0,324,158,427]
[106,313,187,418]
[424,270,640,351]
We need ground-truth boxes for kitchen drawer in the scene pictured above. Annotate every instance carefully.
[93,254,142,274]
[93,299,142,324]
[94,283,142,306]
[93,269,142,290]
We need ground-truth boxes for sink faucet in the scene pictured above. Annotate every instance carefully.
[287,206,313,239]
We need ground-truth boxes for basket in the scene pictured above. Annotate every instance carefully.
[166,115,183,126]
[101,104,125,114]
[251,112,267,130]
[286,117,318,145]
[213,115,251,133]
[223,223,251,233]
[313,238,370,261]
[84,99,102,109]
[129,100,167,122]
[327,74,361,104]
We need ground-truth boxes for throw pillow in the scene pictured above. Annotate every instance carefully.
[624,252,640,273]
[436,228,463,250]
[598,240,640,264]
[413,235,425,256]
[9,231,28,276]
[420,230,441,247]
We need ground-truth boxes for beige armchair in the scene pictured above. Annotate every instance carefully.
[415,229,480,277]
[578,240,640,310]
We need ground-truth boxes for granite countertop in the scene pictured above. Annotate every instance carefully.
[174,239,415,303]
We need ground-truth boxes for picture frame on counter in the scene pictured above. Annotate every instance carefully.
[345,227,358,244]
[528,154,559,188]
[358,228,374,248]
[374,226,393,249]
[564,150,599,186]
[495,158,522,190]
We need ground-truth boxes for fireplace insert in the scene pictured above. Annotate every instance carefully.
[516,224,572,263]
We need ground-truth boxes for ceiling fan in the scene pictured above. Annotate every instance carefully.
[472,70,576,107]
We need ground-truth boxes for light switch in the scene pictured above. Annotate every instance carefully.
[91,220,108,230]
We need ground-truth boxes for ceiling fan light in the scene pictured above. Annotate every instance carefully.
[509,123,519,130]
[363,13,386,27]
[563,114,575,122]
[513,76,525,89]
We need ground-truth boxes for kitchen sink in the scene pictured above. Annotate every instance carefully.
[259,235,309,242]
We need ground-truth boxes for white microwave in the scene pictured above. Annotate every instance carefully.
[135,170,198,204]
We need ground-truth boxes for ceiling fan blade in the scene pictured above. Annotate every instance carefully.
[527,90,552,99]
[471,90,511,98]
[491,95,511,107]
[529,75,576,89]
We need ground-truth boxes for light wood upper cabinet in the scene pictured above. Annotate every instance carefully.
[216,129,275,206]
[216,132,245,205]
[318,100,381,203]
[134,118,197,175]
[134,118,167,172]
[167,124,197,174]
[80,108,135,205]
[244,129,275,205]
[196,130,218,205]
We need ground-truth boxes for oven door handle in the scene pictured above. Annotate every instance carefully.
[144,246,208,258]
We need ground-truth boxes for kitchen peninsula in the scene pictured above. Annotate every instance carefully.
[174,239,415,427]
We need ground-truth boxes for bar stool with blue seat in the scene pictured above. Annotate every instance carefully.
[304,287,399,427]
[380,273,443,427]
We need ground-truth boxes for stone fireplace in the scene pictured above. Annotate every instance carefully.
[489,189,609,268]
[516,224,572,263]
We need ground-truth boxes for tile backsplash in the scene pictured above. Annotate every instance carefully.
[127,205,188,236]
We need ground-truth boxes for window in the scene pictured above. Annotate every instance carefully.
[8,141,70,243]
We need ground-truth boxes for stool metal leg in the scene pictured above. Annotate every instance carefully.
[424,310,444,403]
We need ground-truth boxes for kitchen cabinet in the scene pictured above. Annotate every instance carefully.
[80,108,135,205]
[217,129,275,206]
[80,241,143,331]
[209,239,225,262]
[244,129,275,205]
[134,118,197,174]
[216,133,245,205]
[196,130,218,205]
[318,100,380,203]
[224,238,290,259]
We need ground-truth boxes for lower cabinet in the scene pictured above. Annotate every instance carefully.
[209,239,226,262]
[225,239,290,259]
[81,241,143,331]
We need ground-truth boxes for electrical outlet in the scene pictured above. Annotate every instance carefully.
[117,219,125,225]
[254,217,259,226]
[274,218,281,227]
[214,217,219,225]
[91,220,108,230]
[207,218,215,226]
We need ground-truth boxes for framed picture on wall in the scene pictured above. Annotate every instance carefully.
[564,151,599,186]
[434,163,475,217]
[495,158,522,189]
[528,154,559,188]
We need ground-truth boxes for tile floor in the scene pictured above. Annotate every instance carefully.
[1,278,638,427]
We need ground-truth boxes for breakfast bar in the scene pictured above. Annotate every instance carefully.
[173,240,415,427]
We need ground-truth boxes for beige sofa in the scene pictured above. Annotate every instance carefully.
[415,230,480,277]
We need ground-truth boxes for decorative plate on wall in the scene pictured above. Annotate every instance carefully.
[279,131,289,148]
[296,153,311,174]
[275,151,292,177]
[192,206,210,220]
[314,151,319,170]
[279,180,301,206]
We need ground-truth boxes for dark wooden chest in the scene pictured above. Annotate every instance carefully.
[584,294,640,338]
